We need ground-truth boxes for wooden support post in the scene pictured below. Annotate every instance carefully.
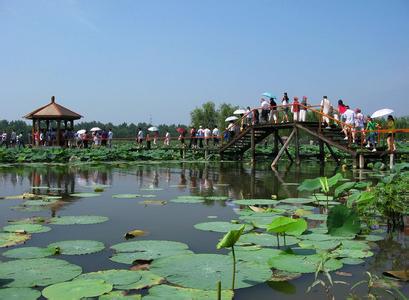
[325,142,340,165]
[277,135,294,162]
[271,129,296,169]
[251,128,255,164]
[359,154,365,169]
[352,155,357,169]
[56,120,61,147]
[32,119,35,147]
[273,130,279,156]
[295,127,300,165]
[319,140,325,163]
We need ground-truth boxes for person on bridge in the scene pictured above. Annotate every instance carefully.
[261,98,270,123]
[164,131,170,146]
[269,97,278,124]
[212,126,220,146]
[386,115,396,152]
[281,92,290,123]
[300,96,308,122]
[197,126,204,148]
[204,127,211,146]
[292,97,300,122]
[320,96,331,127]
[342,106,356,142]
[246,106,253,126]
[365,116,378,152]
[189,127,196,148]
[355,108,365,144]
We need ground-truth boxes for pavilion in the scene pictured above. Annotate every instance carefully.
[24,96,82,146]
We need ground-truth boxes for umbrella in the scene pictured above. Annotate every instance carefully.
[371,108,394,119]
[225,116,239,122]
[148,126,159,132]
[176,127,186,134]
[90,127,102,132]
[233,109,246,115]
[77,129,86,134]
[262,92,274,99]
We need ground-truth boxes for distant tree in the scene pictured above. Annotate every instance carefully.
[217,103,239,130]
[190,101,238,129]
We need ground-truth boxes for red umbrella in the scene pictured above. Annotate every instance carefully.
[176,127,186,134]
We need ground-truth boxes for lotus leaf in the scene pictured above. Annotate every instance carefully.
[267,216,307,236]
[327,205,361,237]
[340,257,365,265]
[341,240,370,251]
[279,198,315,204]
[170,198,204,204]
[7,217,46,224]
[274,204,298,211]
[239,233,299,247]
[305,213,328,221]
[229,247,282,265]
[297,178,321,192]
[0,288,41,300]
[333,249,374,259]
[299,233,342,241]
[334,182,356,197]
[115,271,164,290]
[2,224,51,234]
[194,222,253,233]
[0,258,82,287]
[268,254,343,273]
[10,205,47,212]
[362,234,384,242]
[3,246,58,259]
[4,193,40,200]
[316,201,340,206]
[298,240,341,251]
[0,232,31,248]
[78,270,142,287]
[70,192,102,197]
[112,194,141,199]
[99,291,142,299]
[140,188,163,191]
[176,195,205,200]
[23,199,59,206]
[48,240,105,255]
[310,195,334,201]
[140,200,167,205]
[309,227,328,234]
[205,196,229,201]
[150,253,272,290]
[42,279,112,300]
[269,270,301,282]
[217,225,245,249]
[294,208,312,217]
[233,199,277,206]
[143,285,233,300]
[50,215,109,225]
[141,194,156,198]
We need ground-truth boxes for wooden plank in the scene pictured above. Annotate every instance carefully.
[271,128,296,168]
[277,135,294,162]
[325,142,341,165]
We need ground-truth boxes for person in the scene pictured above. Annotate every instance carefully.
[342,106,356,141]
[107,128,113,148]
[137,128,144,146]
[189,127,196,148]
[10,130,16,147]
[260,98,270,123]
[281,92,290,123]
[300,96,308,122]
[164,131,170,146]
[253,108,260,125]
[292,97,300,122]
[212,126,220,146]
[153,131,159,145]
[227,121,235,140]
[204,127,211,146]
[101,129,108,146]
[269,97,278,124]
[355,108,365,144]
[178,129,186,145]
[197,126,204,148]
[320,96,331,127]
[17,132,24,148]
[0,132,7,147]
[386,115,396,152]
[245,106,253,126]
[34,130,40,147]
[146,133,151,150]
[365,116,378,152]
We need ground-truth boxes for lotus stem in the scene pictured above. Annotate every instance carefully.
[217,280,221,300]
[283,233,287,246]
[231,246,236,290]
[276,233,280,248]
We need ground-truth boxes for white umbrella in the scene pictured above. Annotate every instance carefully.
[225,116,239,122]
[148,126,159,132]
[77,129,86,134]
[233,109,246,115]
[90,127,102,132]
[371,108,394,119]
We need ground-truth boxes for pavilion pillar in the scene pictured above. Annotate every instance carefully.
[57,120,61,147]
[70,120,74,130]
[32,119,35,146]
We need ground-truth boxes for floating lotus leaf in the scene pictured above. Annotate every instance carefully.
[99,291,141,299]
[141,195,156,198]
[170,198,204,204]
[4,193,40,200]
[294,208,312,217]
[333,249,373,259]
[299,233,343,241]
[341,240,370,251]
[0,288,41,300]
[112,194,141,199]
[115,271,164,290]
[298,240,341,251]
[279,198,315,204]
[23,199,59,206]
[140,188,163,191]
[78,270,142,287]
[239,233,299,247]
[297,178,321,192]
[10,205,47,212]
[205,196,229,201]
[305,214,328,221]
[176,196,205,200]
[0,232,31,248]
[340,257,365,265]
[143,285,233,300]
[268,254,343,273]
[269,270,302,282]
[240,215,281,229]
[309,227,328,234]
[310,195,334,201]
[140,200,167,205]
[42,279,112,300]
[8,217,47,224]
[233,199,277,206]
[229,247,282,265]
[150,253,272,290]
[50,215,109,225]
[267,281,296,295]
[48,240,105,255]
[0,258,82,287]
[327,205,361,237]
[194,222,253,233]
[317,201,340,206]
[70,192,102,198]
[2,224,51,234]
[274,204,298,211]
[362,234,384,242]
[2,246,58,259]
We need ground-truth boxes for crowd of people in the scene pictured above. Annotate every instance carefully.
[0,130,25,148]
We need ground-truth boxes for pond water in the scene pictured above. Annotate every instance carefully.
[0,161,408,299]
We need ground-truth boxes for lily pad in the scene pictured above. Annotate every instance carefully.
[279,198,315,204]
[269,270,302,282]
[7,217,47,224]
[140,200,167,205]
[3,246,58,259]
[23,199,59,206]
[0,258,82,287]
[78,270,142,287]
[194,222,253,233]
[115,271,164,290]
[50,215,109,225]
[99,291,141,299]
[170,198,205,204]
[205,196,229,201]
[305,214,328,221]
[112,194,141,199]
[176,195,205,200]
[362,234,384,242]
[143,285,233,300]
[2,224,51,234]
[48,240,105,255]
[327,205,361,237]
[229,247,282,265]
[233,199,277,206]
[42,279,112,300]
[239,233,299,247]
[150,253,272,290]
[298,240,341,251]
[0,288,41,300]
[340,257,365,265]
[0,232,31,248]
[268,253,343,273]
[70,192,101,198]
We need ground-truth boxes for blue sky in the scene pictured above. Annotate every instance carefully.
[1,0,408,124]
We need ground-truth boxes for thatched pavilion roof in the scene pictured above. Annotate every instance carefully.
[24,96,82,120]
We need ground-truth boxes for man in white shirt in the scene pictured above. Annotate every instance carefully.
[108,129,113,148]
[203,127,211,146]
[137,128,144,146]
[212,127,220,146]
[261,99,270,123]
[342,106,356,141]
[320,96,331,126]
